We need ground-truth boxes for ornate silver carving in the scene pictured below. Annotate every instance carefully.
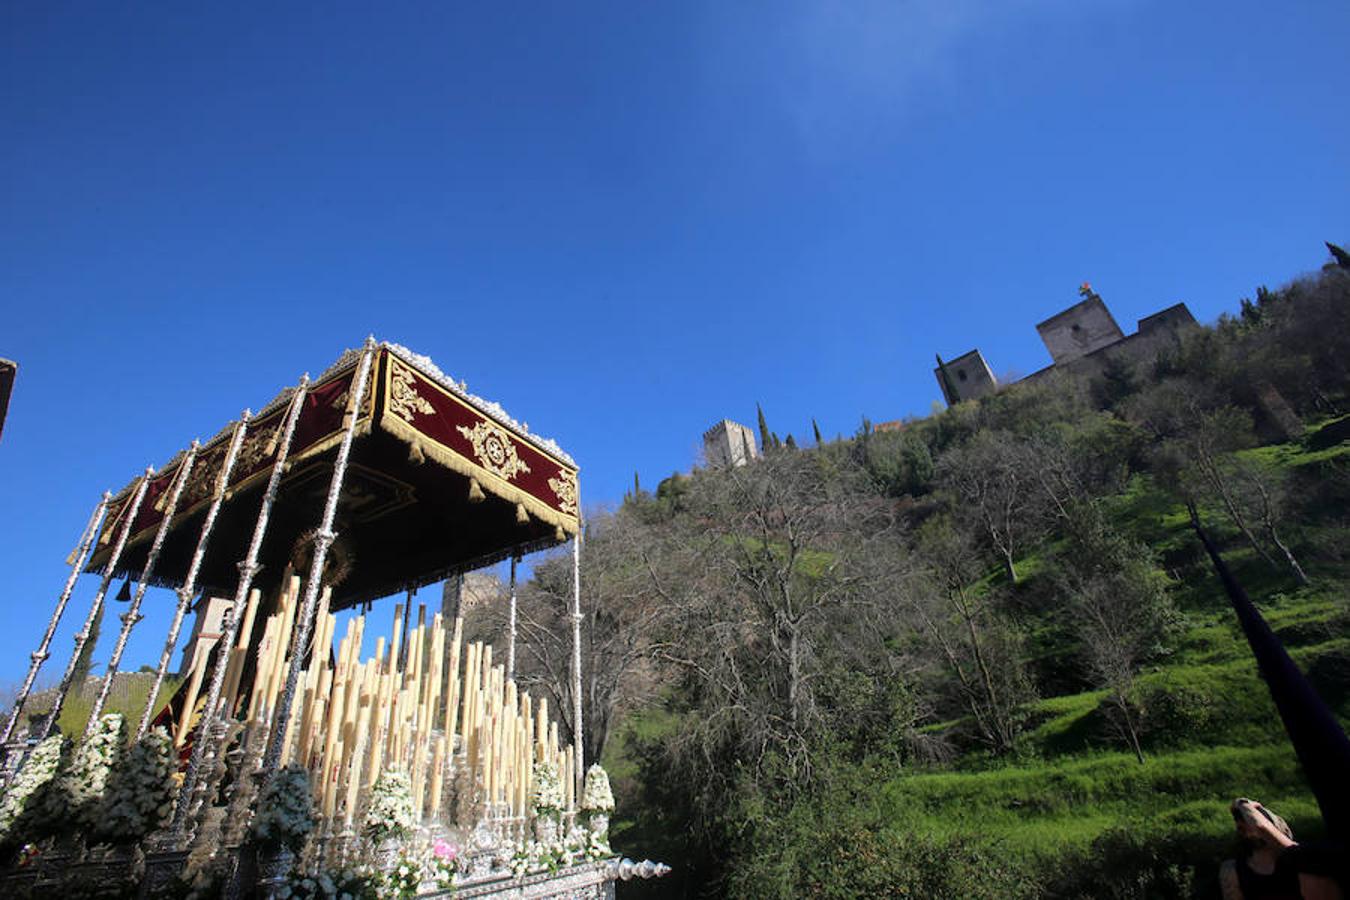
[87,441,201,733]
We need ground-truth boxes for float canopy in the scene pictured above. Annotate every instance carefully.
[87,342,579,610]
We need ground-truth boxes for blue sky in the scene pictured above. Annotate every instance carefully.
[1,2,1347,687]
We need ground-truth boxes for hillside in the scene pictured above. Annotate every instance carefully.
[497,254,1350,898]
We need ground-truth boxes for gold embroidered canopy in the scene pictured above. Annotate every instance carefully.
[86,342,579,610]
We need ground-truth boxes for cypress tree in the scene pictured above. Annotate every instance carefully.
[812,418,823,446]
[756,403,771,454]
[785,434,798,450]
[1328,242,1350,270]
[770,431,781,450]
[70,600,105,692]
[634,471,641,496]
[935,354,960,406]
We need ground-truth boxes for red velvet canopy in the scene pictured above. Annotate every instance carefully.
[87,343,579,610]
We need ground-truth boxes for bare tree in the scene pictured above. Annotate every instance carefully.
[907,515,1033,754]
[1125,380,1277,568]
[1052,504,1176,763]
[507,507,670,766]
[646,449,911,788]
[1229,459,1310,585]
[935,429,1044,583]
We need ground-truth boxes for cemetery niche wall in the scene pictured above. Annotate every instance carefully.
[0,339,668,898]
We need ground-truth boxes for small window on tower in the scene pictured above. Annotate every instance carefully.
[957,369,968,381]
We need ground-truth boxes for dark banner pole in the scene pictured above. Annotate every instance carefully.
[1189,504,1350,842]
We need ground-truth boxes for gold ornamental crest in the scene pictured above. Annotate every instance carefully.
[548,470,578,515]
[388,358,435,423]
[456,420,532,482]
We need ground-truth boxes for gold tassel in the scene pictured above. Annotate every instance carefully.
[65,548,79,567]
[555,525,566,542]
[409,441,426,465]
[516,504,529,524]
[154,490,168,512]
[263,428,279,458]
[100,529,111,545]
[468,479,485,503]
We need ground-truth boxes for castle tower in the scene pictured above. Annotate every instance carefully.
[934,350,998,404]
[1035,292,1125,365]
[703,419,759,468]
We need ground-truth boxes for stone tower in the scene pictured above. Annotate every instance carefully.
[1035,293,1125,365]
[703,419,759,468]
[934,350,999,405]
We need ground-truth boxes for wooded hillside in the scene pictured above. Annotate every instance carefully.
[485,250,1350,898]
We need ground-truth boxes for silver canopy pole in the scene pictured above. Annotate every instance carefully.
[260,337,377,776]
[137,416,250,738]
[170,379,309,835]
[38,469,154,741]
[0,492,110,748]
[86,442,200,735]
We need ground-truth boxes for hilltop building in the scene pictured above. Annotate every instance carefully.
[936,290,1197,404]
[703,419,759,468]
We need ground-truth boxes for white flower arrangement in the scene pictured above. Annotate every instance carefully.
[0,734,66,845]
[362,846,422,899]
[46,713,126,835]
[97,727,175,844]
[580,764,614,813]
[581,828,611,861]
[251,764,317,853]
[363,768,415,845]
[530,760,563,816]
[510,835,586,880]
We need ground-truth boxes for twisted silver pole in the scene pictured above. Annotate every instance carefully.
[0,492,110,748]
[86,443,200,736]
[570,509,584,799]
[169,380,310,835]
[507,555,518,681]
[39,470,154,741]
[261,338,377,775]
[138,418,250,738]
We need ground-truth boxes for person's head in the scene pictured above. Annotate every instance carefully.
[1231,798,1292,848]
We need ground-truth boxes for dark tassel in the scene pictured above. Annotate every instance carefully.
[409,441,426,465]
[468,479,485,503]
[115,579,133,603]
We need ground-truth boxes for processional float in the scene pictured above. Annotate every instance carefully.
[1,339,665,897]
